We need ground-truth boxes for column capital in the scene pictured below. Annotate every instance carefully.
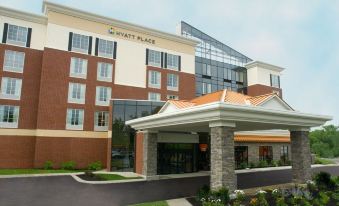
[209,120,236,128]
[289,127,310,132]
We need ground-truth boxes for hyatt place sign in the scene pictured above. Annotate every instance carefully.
[108,27,155,45]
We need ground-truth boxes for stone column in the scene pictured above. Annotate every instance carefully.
[210,125,237,191]
[142,130,158,180]
[290,129,312,183]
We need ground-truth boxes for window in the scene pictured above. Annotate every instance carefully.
[96,86,111,106]
[167,73,178,91]
[235,146,248,169]
[68,83,86,104]
[66,109,84,130]
[97,62,113,82]
[0,77,22,100]
[167,54,179,70]
[202,64,211,76]
[148,92,161,101]
[167,95,178,100]
[71,33,90,53]
[3,50,25,73]
[280,146,289,164]
[98,39,114,58]
[0,105,19,128]
[148,49,161,67]
[271,74,280,88]
[70,57,87,79]
[202,82,211,94]
[259,146,273,163]
[94,111,109,131]
[148,70,161,89]
[6,24,28,47]
[236,72,244,83]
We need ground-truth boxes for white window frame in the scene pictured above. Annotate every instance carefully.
[69,57,87,79]
[95,86,111,106]
[148,92,161,101]
[3,50,25,73]
[167,95,179,100]
[167,54,179,70]
[98,39,114,58]
[6,24,28,47]
[148,70,161,89]
[167,73,179,91]
[271,74,280,88]
[68,83,86,104]
[0,77,22,100]
[202,82,212,94]
[0,105,19,128]
[97,62,113,82]
[66,108,84,130]
[148,49,161,67]
[94,111,109,131]
[71,33,90,54]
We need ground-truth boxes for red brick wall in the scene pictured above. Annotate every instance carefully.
[135,132,144,174]
[0,136,36,168]
[246,84,283,98]
[34,137,108,169]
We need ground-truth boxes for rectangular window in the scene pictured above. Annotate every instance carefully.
[3,50,25,73]
[97,62,113,82]
[235,146,248,169]
[0,77,22,100]
[271,74,280,88]
[96,86,111,106]
[70,57,87,79]
[98,39,114,58]
[0,105,19,128]
[259,146,273,163]
[68,83,86,104]
[94,111,109,131]
[148,49,161,67]
[148,70,161,89]
[71,33,90,54]
[167,95,178,100]
[167,73,178,91]
[6,24,28,47]
[148,92,161,101]
[202,64,211,76]
[66,108,84,130]
[202,82,211,94]
[167,54,179,70]
[280,146,289,164]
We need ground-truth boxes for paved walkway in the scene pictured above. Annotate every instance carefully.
[0,166,338,206]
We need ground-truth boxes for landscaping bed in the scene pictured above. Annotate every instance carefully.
[193,172,339,206]
[77,172,142,181]
[0,169,84,175]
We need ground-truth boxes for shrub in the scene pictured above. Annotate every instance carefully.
[249,162,256,168]
[84,170,95,177]
[61,161,76,170]
[271,160,279,167]
[257,160,268,168]
[87,161,102,171]
[256,190,268,206]
[198,186,229,205]
[238,162,248,169]
[197,185,210,202]
[43,160,53,170]
[314,172,336,190]
[211,187,229,204]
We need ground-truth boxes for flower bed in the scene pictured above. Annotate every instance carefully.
[194,172,339,206]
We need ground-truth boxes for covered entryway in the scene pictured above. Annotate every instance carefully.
[126,91,331,191]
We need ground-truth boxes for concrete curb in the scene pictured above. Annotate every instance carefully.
[0,172,84,178]
[70,174,146,184]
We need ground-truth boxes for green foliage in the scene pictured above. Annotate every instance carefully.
[238,162,248,169]
[211,187,229,204]
[310,125,339,158]
[257,160,269,168]
[197,186,230,205]
[276,197,288,206]
[314,172,337,190]
[43,160,53,170]
[312,191,330,206]
[314,157,335,165]
[60,161,76,170]
[197,185,210,202]
[87,161,102,171]
[249,162,256,168]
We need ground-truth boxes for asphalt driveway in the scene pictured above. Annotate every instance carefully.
[0,166,338,206]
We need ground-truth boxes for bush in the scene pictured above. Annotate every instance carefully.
[196,185,210,202]
[87,161,102,171]
[257,160,269,168]
[197,186,229,205]
[61,161,76,170]
[43,160,53,170]
[249,162,256,168]
[314,172,336,190]
[238,162,248,169]
[84,170,95,177]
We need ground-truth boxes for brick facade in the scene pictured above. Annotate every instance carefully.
[246,84,283,98]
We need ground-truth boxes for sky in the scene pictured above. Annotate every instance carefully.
[1,0,338,125]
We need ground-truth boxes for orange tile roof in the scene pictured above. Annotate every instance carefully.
[235,135,290,143]
[168,100,195,109]
[247,93,275,106]
[190,90,224,105]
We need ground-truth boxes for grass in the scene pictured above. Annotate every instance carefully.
[0,169,85,175]
[131,201,168,206]
[95,173,142,181]
[315,157,335,165]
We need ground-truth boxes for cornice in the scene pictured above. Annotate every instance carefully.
[0,6,47,25]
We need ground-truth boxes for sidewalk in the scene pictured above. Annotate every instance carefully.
[166,198,192,206]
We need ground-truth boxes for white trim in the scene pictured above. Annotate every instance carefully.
[0,5,47,24]
[209,120,236,128]
[220,89,227,102]
[245,61,285,72]
[258,95,294,111]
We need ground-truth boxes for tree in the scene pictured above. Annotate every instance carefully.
[309,125,339,158]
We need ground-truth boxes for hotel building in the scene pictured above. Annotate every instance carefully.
[0,2,296,174]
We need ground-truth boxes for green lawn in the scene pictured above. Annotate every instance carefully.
[131,201,168,206]
[95,173,142,181]
[0,169,84,175]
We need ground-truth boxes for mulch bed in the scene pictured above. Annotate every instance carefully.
[77,174,106,181]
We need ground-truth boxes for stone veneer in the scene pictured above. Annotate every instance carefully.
[142,131,158,179]
[290,130,312,183]
[210,126,237,191]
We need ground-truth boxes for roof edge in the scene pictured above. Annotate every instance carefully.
[0,5,47,24]
[245,60,285,72]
